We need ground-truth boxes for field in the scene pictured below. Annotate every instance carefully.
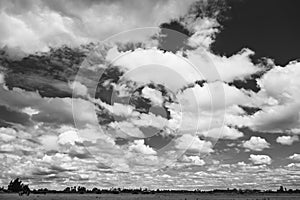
[1,193,300,200]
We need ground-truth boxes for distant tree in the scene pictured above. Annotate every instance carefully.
[19,185,30,196]
[64,187,71,193]
[78,186,86,194]
[8,178,23,193]
[278,186,284,192]
[71,186,77,193]
[92,187,101,194]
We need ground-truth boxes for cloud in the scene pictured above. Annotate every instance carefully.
[180,155,205,166]
[110,48,203,91]
[0,127,17,142]
[128,140,157,155]
[201,126,244,140]
[141,86,164,106]
[276,135,299,145]
[109,121,145,138]
[178,82,250,112]
[175,134,213,154]
[186,48,263,82]
[0,86,97,127]
[186,17,219,49]
[242,136,270,152]
[289,153,300,162]
[0,0,197,53]
[0,73,4,84]
[207,49,262,82]
[69,81,88,97]
[245,62,300,133]
[58,128,83,145]
[0,105,32,126]
[249,154,272,165]
[39,135,59,151]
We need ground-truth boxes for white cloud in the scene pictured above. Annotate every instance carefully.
[207,49,262,82]
[130,113,169,130]
[289,153,300,162]
[180,155,205,166]
[0,0,197,53]
[186,48,262,82]
[0,73,4,84]
[178,82,249,112]
[201,126,244,140]
[276,135,299,145]
[141,86,164,106]
[243,136,270,151]
[109,121,145,138]
[245,62,300,133]
[249,154,272,165]
[286,163,300,169]
[128,140,157,155]
[58,128,82,145]
[111,48,204,91]
[39,135,59,150]
[69,81,88,97]
[21,107,39,116]
[186,17,219,49]
[248,103,300,133]
[0,127,17,142]
[175,134,213,154]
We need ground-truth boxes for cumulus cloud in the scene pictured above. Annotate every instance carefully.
[0,73,4,84]
[201,126,244,140]
[249,154,272,165]
[0,127,17,142]
[39,134,59,151]
[141,86,164,106]
[69,81,88,97]
[109,121,145,138]
[243,62,300,133]
[242,136,270,152]
[58,128,83,145]
[186,17,219,49]
[185,48,263,83]
[180,155,205,166]
[276,135,299,145]
[289,153,300,162]
[207,49,262,82]
[128,140,157,155]
[0,0,197,53]
[175,134,213,154]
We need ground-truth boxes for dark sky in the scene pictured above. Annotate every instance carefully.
[212,0,300,66]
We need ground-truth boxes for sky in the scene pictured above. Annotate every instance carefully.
[0,0,300,191]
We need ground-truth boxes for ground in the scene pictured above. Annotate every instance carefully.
[1,193,300,200]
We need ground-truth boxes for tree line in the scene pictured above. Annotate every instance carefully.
[1,178,300,196]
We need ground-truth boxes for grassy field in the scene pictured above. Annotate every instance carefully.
[1,193,300,200]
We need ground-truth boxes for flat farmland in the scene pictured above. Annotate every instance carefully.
[1,193,300,200]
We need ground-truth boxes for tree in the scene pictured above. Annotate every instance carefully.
[92,187,101,194]
[278,186,284,192]
[63,187,71,193]
[77,186,86,194]
[8,178,23,193]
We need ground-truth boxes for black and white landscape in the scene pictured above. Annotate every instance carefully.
[0,0,300,199]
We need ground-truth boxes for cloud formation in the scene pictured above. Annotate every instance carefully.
[249,154,272,165]
[242,136,270,152]
[276,135,299,146]
[0,0,197,53]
